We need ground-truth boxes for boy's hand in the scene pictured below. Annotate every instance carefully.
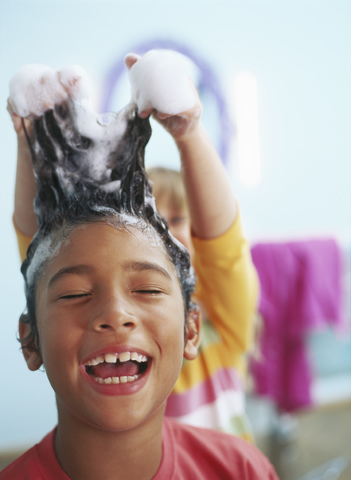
[124,52,201,141]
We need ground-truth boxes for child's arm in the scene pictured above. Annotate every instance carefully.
[125,52,236,240]
[8,102,38,237]
[153,99,237,240]
[173,119,237,240]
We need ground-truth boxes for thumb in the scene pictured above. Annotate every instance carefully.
[7,98,22,133]
[124,53,140,70]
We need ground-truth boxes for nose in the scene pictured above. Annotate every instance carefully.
[91,295,137,333]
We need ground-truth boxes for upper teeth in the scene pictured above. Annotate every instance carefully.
[85,351,148,366]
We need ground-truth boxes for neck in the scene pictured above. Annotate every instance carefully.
[55,406,164,480]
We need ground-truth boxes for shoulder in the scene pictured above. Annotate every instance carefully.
[164,418,278,479]
[0,445,40,480]
[0,429,66,480]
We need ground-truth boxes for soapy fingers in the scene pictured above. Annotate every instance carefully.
[124,50,201,139]
[151,89,202,141]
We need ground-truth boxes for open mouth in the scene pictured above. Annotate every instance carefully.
[84,351,150,385]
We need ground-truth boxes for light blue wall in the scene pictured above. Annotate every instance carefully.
[0,0,350,450]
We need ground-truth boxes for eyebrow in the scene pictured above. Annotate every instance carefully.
[124,261,172,281]
[48,265,92,289]
[47,261,172,289]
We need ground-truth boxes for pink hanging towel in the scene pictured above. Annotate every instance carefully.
[250,238,343,412]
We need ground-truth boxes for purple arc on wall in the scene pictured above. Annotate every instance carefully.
[100,38,235,167]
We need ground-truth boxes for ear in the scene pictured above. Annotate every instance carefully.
[18,317,43,371]
[124,53,140,70]
[184,305,201,361]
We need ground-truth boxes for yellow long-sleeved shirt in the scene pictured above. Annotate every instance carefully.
[166,213,258,438]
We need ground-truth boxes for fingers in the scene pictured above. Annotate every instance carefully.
[7,97,14,114]
[153,104,201,125]
[154,111,170,121]
[124,53,140,70]
[138,108,154,119]
[7,98,23,133]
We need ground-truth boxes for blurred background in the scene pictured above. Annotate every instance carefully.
[0,0,350,478]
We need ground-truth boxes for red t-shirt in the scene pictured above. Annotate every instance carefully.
[0,418,278,479]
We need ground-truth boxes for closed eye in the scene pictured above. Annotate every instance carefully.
[59,293,91,300]
[134,289,164,295]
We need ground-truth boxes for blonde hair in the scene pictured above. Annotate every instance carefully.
[147,167,187,212]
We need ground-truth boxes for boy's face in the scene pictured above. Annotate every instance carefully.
[25,223,199,433]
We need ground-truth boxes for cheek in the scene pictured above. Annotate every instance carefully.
[37,312,80,394]
[156,304,185,357]
[37,314,59,366]
[144,299,184,343]
[36,307,75,367]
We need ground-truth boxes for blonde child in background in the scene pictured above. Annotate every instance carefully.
[9,52,259,441]
[147,163,258,440]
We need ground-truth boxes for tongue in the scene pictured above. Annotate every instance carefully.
[92,361,139,379]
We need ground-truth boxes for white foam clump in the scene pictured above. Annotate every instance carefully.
[25,233,68,287]
[9,64,91,118]
[9,63,129,188]
[127,50,196,115]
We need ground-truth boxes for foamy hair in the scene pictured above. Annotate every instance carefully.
[9,65,129,192]
[9,64,91,118]
[127,49,196,114]
[25,225,74,288]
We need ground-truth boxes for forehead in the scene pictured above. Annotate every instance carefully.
[35,222,180,290]
[155,196,188,216]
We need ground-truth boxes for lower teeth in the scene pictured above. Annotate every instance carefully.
[94,375,139,385]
